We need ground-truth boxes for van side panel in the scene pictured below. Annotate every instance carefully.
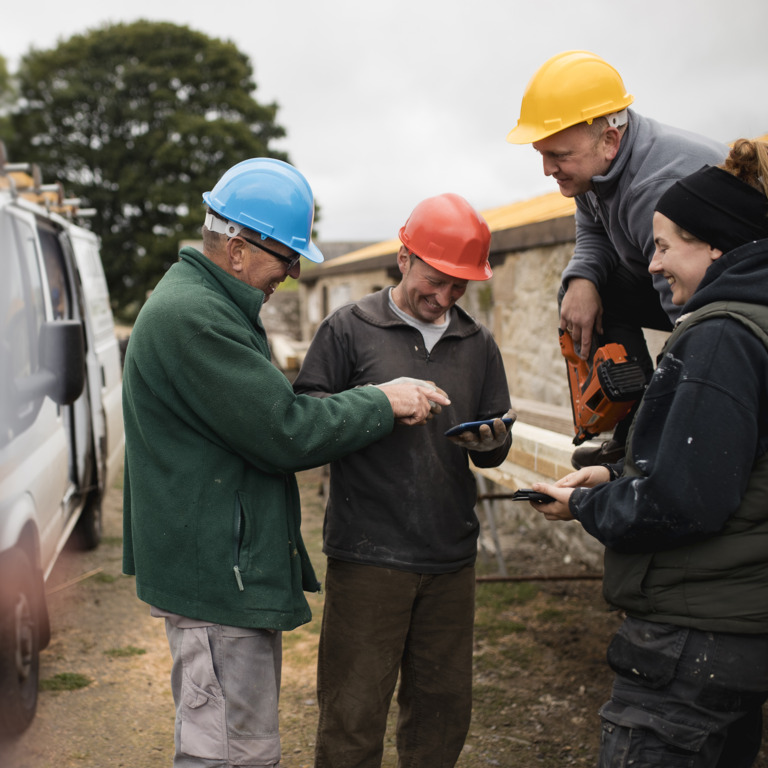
[67,228,124,490]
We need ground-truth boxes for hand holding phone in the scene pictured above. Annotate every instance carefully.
[511,489,556,504]
[444,416,515,438]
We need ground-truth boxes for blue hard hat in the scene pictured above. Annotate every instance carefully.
[202,158,324,263]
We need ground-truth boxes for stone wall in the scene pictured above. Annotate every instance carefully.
[281,229,674,573]
[300,268,394,341]
[488,242,572,407]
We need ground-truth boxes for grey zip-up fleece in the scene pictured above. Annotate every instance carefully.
[562,109,727,320]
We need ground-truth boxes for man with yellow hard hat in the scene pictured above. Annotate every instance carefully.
[507,51,727,468]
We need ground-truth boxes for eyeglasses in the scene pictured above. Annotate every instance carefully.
[239,235,302,271]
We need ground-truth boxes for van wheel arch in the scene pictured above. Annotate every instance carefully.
[0,547,43,736]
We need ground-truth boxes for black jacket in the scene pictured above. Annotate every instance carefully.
[570,238,768,632]
[293,289,511,573]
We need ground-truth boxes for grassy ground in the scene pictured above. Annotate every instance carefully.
[6,464,768,767]
[278,467,621,767]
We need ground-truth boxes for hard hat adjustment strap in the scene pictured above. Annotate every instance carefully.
[603,109,628,129]
[204,211,247,238]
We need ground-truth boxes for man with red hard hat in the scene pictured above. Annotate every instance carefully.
[294,193,513,767]
[122,158,449,768]
[507,50,727,468]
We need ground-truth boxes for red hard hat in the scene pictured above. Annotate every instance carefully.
[398,193,492,281]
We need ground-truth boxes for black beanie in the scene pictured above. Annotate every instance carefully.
[655,165,768,254]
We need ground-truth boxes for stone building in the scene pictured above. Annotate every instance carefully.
[299,191,584,413]
[294,190,674,570]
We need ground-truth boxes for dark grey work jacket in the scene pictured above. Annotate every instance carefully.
[293,289,512,574]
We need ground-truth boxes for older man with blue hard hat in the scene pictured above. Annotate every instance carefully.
[122,158,449,768]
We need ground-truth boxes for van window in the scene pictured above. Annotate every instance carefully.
[0,212,48,442]
[39,228,72,321]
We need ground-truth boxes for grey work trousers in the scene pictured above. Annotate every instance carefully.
[598,616,768,768]
[315,558,476,768]
[165,621,282,767]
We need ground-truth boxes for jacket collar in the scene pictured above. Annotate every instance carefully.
[179,246,266,327]
[351,287,481,339]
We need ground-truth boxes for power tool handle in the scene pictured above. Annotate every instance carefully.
[558,328,589,378]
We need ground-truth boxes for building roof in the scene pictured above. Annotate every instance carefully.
[315,190,577,272]
[310,131,768,275]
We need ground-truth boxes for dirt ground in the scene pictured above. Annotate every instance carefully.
[2,465,768,768]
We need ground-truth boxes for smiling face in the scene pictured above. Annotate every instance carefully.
[532,121,621,198]
[391,249,468,324]
[650,212,723,305]
[229,235,301,301]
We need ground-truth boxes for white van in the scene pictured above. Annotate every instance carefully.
[0,147,124,735]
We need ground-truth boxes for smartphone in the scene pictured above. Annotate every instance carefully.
[511,489,555,504]
[444,416,515,438]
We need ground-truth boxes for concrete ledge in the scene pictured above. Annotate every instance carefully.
[472,421,575,489]
[511,396,573,437]
[472,420,606,571]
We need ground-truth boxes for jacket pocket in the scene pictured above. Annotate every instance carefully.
[607,616,688,689]
[232,494,246,591]
[603,549,655,615]
[179,627,226,760]
[232,490,297,611]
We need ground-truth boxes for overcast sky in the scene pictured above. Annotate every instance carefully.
[4,0,767,243]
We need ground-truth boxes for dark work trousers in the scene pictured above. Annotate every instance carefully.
[559,264,674,444]
[315,558,476,768]
[598,616,768,768]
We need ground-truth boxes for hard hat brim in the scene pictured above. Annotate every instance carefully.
[506,122,553,145]
[304,241,324,264]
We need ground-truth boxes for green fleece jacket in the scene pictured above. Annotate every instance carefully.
[122,247,394,630]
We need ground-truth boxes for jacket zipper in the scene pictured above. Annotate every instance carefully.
[233,496,245,591]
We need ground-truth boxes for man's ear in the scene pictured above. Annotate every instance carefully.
[709,246,724,262]
[602,126,623,162]
[396,246,411,276]
[226,237,248,274]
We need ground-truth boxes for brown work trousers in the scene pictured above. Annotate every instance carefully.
[315,558,475,768]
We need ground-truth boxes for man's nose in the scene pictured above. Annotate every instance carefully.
[434,285,455,306]
[542,156,558,177]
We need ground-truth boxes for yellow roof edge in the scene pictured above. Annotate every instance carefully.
[328,190,576,266]
[323,130,768,267]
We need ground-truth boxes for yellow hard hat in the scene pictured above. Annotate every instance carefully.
[506,50,634,145]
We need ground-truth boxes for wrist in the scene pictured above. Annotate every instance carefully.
[600,463,620,481]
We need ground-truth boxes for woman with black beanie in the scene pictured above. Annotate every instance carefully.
[532,138,768,768]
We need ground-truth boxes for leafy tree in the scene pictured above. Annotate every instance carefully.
[0,54,16,142]
[7,21,290,316]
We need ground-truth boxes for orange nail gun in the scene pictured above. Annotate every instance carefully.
[559,329,647,445]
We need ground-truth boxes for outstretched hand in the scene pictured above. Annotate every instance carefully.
[375,377,450,426]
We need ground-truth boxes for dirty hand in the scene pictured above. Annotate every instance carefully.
[375,378,450,425]
[560,278,603,360]
[528,482,575,521]
[447,410,517,451]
